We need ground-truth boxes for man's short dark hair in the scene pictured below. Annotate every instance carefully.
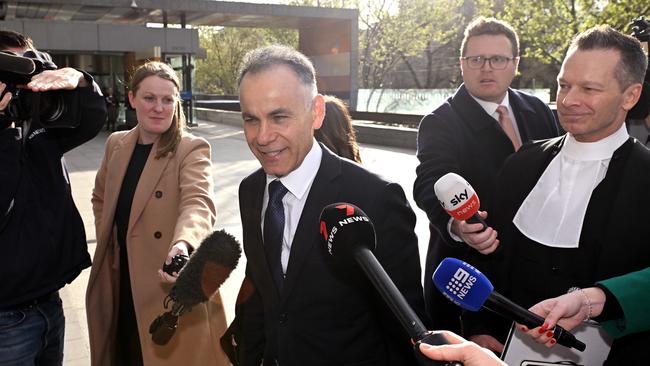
[569,25,648,90]
[460,17,519,57]
[238,45,317,94]
[0,29,34,50]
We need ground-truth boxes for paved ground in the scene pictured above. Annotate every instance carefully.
[60,119,430,365]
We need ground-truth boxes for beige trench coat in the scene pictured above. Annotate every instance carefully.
[86,127,228,365]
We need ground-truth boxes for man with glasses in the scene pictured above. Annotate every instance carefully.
[413,17,561,338]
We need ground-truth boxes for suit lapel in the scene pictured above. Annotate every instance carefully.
[242,170,281,304]
[281,147,341,302]
[451,84,498,134]
[509,89,538,142]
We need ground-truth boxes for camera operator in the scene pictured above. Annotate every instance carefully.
[0,29,106,365]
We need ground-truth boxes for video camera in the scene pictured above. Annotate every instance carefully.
[0,50,80,129]
[629,16,650,120]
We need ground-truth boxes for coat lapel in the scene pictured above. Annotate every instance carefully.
[127,136,171,234]
[281,146,341,302]
[102,129,139,233]
[87,128,138,303]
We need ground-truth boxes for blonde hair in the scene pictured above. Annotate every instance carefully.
[129,61,185,159]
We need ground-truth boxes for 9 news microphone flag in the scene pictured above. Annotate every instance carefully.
[432,258,585,352]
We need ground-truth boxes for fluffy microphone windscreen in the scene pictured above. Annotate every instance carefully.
[173,229,242,306]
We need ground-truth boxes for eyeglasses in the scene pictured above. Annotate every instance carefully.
[461,55,517,70]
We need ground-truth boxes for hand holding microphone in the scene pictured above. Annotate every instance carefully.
[432,258,586,352]
[523,287,606,349]
[434,173,499,254]
[149,229,241,346]
[419,331,507,366]
[319,203,463,366]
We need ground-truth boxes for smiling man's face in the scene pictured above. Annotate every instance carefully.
[239,64,324,178]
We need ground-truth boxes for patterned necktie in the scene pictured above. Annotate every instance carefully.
[264,180,289,291]
[496,105,521,151]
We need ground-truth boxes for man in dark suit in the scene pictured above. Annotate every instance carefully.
[221,45,426,366]
[467,26,650,363]
[414,17,561,337]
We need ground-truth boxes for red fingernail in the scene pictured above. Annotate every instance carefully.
[550,339,556,345]
[546,331,554,337]
[538,327,546,334]
[541,323,548,331]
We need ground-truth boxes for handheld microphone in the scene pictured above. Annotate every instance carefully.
[149,229,242,345]
[319,203,462,366]
[434,173,486,228]
[432,258,586,352]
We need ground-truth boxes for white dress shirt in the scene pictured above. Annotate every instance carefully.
[513,123,629,248]
[262,139,322,273]
[471,92,522,145]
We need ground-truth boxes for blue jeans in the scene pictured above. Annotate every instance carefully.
[0,293,65,366]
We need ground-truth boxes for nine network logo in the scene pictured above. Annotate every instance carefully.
[446,267,476,300]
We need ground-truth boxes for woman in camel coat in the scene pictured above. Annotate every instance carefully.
[86,61,228,365]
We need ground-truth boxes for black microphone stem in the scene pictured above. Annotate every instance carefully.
[353,247,463,366]
[484,291,586,352]
[354,247,428,340]
[484,291,543,329]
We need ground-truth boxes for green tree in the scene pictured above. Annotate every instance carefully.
[396,0,470,88]
[195,26,298,94]
[491,0,648,99]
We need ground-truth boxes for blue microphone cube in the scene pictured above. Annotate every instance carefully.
[432,257,493,312]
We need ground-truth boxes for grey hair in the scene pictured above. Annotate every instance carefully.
[238,45,318,96]
[569,25,648,90]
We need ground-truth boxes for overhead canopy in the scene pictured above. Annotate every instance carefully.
[0,0,357,28]
[0,0,359,105]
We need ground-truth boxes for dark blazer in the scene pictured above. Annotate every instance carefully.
[475,136,650,364]
[413,84,561,332]
[222,145,426,366]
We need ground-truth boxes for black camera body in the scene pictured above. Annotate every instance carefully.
[162,254,189,276]
[0,50,80,129]
[629,16,650,120]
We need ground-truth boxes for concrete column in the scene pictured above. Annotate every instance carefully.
[299,19,357,108]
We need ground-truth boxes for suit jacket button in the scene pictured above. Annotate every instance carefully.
[155,190,163,198]
[278,313,287,324]
[154,231,162,239]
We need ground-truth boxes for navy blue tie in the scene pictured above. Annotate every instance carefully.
[264,180,288,291]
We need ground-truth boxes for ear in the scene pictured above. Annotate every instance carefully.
[622,82,643,111]
[128,90,136,109]
[513,56,520,72]
[459,57,466,76]
[311,94,325,130]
